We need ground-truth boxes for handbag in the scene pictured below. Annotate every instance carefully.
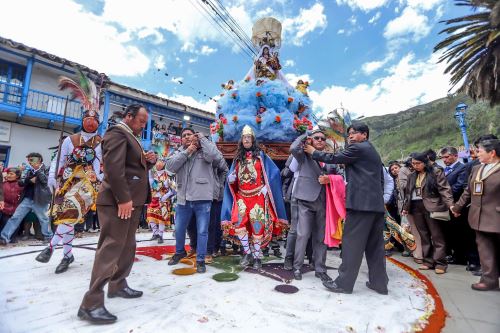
[430,210,450,221]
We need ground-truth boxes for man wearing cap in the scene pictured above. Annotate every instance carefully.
[289,129,337,283]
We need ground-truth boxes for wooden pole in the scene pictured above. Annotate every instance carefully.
[49,96,69,220]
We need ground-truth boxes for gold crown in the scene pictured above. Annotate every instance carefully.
[242,125,255,137]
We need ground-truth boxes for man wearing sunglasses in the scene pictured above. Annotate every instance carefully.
[289,129,337,283]
[304,123,388,295]
[1,153,53,245]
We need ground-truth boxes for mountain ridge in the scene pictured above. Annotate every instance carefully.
[361,94,500,162]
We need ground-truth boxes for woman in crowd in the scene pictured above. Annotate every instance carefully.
[0,168,23,235]
[398,157,423,263]
[387,161,401,223]
[452,139,500,291]
[402,152,454,274]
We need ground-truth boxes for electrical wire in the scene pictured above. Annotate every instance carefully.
[189,0,255,59]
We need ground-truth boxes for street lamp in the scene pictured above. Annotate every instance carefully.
[454,102,469,159]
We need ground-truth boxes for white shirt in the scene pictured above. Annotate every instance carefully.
[48,131,103,183]
[383,166,394,204]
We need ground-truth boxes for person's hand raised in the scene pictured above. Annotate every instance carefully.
[318,175,330,185]
[303,143,316,155]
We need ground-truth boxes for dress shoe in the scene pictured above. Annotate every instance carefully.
[157,236,164,244]
[446,255,466,265]
[384,250,393,257]
[0,238,7,246]
[78,306,117,324]
[366,281,388,295]
[466,263,481,272]
[205,255,214,264]
[35,247,54,263]
[239,253,253,267]
[418,265,432,270]
[471,270,483,277]
[413,258,424,264]
[253,258,262,270]
[283,257,293,271]
[323,280,351,294]
[315,272,333,283]
[186,249,197,259]
[293,270,302,280]
[55,256,74,274]
[196,261,206,273]
[434,268,446,274]
[168,252,187,265]
[262,247,270,257]
[108,287,143,299]
[150,234,159,241]
[471,282,499,291]
[401,250,411,257]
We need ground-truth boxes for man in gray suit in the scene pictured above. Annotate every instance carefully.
[290,129,336,283]
[304,123,388,295]
[165,128,222,273]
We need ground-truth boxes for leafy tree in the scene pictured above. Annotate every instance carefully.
[434,0,500,106]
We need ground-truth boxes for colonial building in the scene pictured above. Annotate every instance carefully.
[0,37,213,166]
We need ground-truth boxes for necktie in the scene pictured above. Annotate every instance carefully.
[445,166,452,175]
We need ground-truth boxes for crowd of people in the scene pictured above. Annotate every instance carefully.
[0,101,498,325]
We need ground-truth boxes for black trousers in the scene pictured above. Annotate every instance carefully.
[335,210,388,292]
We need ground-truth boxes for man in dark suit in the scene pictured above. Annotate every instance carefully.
[440,146,468,265]
[304,123,388,294]
[290,129,337,283]
[78,104,156,324]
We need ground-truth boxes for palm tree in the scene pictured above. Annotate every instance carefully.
[434,0,500,106]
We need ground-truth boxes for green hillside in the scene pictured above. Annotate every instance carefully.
[362,94,500,162]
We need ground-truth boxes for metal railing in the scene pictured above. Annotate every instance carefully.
[26,89,82,119]
[0,81,22,106]
[0,82,82,119]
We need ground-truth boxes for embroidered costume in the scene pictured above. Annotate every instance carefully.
[221,126,288,267]
[147,166,175,243]
[36,71,104,274]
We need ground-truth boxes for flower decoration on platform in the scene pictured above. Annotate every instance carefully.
[257,105,267,115]
[287,97,294,103]
[231,92,238,99]
[256,115,262,124]
[293,116,313,133]
[232,115,239,123]
[275,115,281,123]
[256,91,263,98]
